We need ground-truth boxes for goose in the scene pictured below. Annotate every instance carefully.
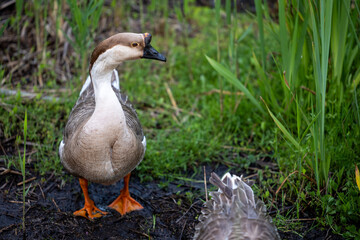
[59,32,166,220]
[193,172,281,240]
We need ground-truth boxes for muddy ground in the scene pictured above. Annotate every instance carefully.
[0,161,344,240]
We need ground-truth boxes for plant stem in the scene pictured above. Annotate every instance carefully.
[215,0,223,121]
[22,110,27,232]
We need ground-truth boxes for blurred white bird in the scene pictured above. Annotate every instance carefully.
[193,172,281,240]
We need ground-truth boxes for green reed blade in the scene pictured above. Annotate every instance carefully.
[206,55,265,114]
[261,97,301,150]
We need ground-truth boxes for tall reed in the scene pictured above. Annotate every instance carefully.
[15,0,24,47]
[254,0,266,71]
[65,0,104,83]
[266,0,358,191]
[34,0,49,87]
[215,0,223,119]
[207,0,359,193]
[174,0,194,83]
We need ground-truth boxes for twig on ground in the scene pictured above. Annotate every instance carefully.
[200,89,244,96]
[222,145,257,152]
[0,223,17,234]
[42,171,55,188]
[2,51,38,85]
[2,136,16,144]
[151,95,202,118]
[0,142,6,155]
[128,229,151,239]
[176,200,200,223]
[38,183,45,199]
[181,97,199,123]
[0,0,15,10]
[286,218,317,222]
[9,200,27,204]
[204,166,208,202]
[179,219,187,240]
[164,82,180,116]
[52,198,61,212]
[275,171,298,195]
[0,167,22,176]
[171,114,180,124]
[0,88,61,102]
[268,206,293,215]
[0,181,8,190]
[43,182,56,194]
[17,176,36,186]
[25,142,42,147]
[244,173,258,180]
[255,159,278,169]
[0,101,22,121]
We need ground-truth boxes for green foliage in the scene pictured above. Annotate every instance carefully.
[1,91,74,175]
[320,179,360,238]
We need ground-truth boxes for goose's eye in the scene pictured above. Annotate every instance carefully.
[131,42,139,47]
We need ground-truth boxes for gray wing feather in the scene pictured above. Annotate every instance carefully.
[112,86,144,141]
[63,81,95,143]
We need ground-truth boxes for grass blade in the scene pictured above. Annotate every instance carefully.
[205,55,265,114]
[260,97,301,150]
[21,110,27,232]
[237,24,253,43]
[254,0,266,70]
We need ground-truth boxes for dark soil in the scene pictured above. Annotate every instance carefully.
[0,162,344,240]
[0,165,202,240]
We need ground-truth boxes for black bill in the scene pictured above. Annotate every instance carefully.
[142,33,166,62]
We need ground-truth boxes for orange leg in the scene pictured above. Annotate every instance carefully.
[108,173,143,215]
[73,178,107,220]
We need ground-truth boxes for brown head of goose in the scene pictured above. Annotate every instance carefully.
[59,32,166,219]
[194,172,281,240]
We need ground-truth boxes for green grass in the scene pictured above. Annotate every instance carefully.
[1,0,359,238]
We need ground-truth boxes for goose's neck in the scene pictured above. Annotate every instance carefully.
[90,56,119,101]
[90,70,114,102]
[88,66,126,133]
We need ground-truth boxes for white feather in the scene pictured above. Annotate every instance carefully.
[111,69,120,90]
[79,75,91,96]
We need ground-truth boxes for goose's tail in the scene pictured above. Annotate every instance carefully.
[193,172,281,240]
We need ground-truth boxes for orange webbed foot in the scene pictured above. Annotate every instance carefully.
[73,199,108,220]
[108,192,143,215]
[108,173,143,215]
[74,178,108,220]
